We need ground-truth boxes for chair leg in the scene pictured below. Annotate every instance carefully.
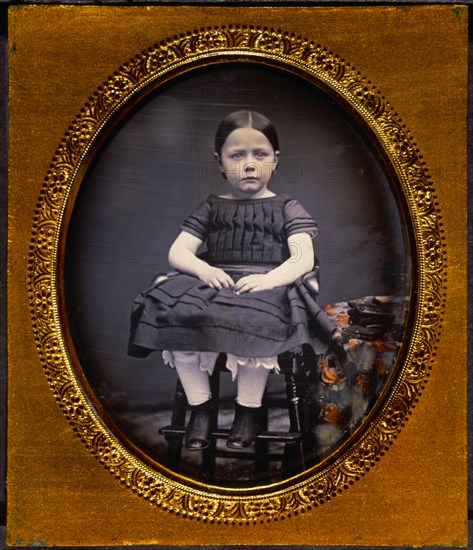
[166,378,188,462]
[201,367,220,477]
[282,357,306,472]
[254,395,269,473]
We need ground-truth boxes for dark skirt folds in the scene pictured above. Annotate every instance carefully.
[128,268,336,359]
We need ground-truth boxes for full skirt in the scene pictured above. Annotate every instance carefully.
[128,270,336,358]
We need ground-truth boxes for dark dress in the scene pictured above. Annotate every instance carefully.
[128,194,336,359]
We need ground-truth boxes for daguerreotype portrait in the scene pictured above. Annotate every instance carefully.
[66,65,410,486]
[7,5,467,547]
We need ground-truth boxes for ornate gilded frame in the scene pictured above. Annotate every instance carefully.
[28,26,442,520]
[8,5,467,546]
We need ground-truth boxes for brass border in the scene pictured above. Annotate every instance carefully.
[27,26,445,522]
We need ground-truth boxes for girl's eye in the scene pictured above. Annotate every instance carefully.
[231,153,243,160]
[256,152,268,159]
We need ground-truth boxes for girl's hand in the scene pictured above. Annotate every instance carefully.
[233,274,277,294]
[196,264,234,290]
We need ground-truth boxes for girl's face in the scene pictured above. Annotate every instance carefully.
[216,128,279,199]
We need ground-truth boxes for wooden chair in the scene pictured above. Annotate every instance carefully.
[159,349,316,481]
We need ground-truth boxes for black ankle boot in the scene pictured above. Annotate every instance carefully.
[185,400,213,451]
[227,403,262,449]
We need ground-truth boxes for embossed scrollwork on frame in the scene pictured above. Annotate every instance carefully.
[28,26,446,523]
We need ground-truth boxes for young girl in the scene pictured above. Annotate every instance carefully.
[128,110,338,451]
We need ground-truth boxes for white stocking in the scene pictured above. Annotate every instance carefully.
[172,351,212,406]
[236,363,271,408]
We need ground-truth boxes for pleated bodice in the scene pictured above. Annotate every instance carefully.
[180,194,318,266]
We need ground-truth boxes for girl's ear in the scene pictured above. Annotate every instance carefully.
[214,152,227,179]
[214,152,224,173]
[273,150,280,170]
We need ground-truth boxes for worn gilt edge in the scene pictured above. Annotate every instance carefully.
[27,26,447,523]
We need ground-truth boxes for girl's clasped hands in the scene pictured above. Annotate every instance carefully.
[195,263,276,294]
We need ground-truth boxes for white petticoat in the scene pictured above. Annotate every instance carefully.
[162,350,280,381]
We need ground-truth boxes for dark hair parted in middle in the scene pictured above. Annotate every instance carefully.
[214,110,280,155]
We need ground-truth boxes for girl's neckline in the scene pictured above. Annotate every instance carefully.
[211,193,287,202]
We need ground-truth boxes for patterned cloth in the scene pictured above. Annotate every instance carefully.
[304,296,406,460]
[128,194,336,358]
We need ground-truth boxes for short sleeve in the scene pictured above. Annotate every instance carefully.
[283,198,319,238]
[180,198,212,240]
